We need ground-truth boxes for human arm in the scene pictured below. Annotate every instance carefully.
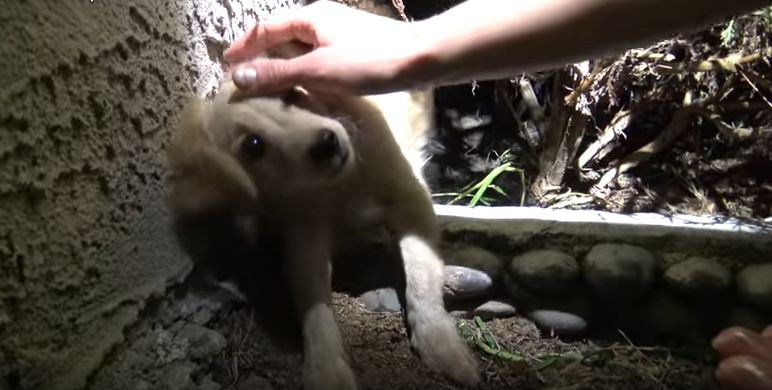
[224,0,772,96]
[412,0,772,87]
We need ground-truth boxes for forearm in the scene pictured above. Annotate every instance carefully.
[406,0,771,88]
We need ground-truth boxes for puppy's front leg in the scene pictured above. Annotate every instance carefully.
[284,221,358,390]
[389,192,481,386]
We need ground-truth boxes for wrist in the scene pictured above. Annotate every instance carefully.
[393,18,448,91]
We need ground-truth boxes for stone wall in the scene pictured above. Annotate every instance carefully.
[0,1,300,389]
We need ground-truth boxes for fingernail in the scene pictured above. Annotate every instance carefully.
[233,67,257,88]
[713,329,753,355]
[717,356,772,390]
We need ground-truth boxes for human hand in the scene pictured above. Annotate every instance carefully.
[713,325,772,389]
[223,1,432,96]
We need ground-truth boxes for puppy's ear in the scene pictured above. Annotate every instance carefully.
[280,86,331,116]
[166,98,258,216]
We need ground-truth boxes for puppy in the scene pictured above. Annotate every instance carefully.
[166,17,479,390]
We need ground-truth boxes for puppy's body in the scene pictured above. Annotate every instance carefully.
[167,10,478,385]
[167,80,479,388]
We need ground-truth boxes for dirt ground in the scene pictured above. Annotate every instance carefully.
[206,292,719,390]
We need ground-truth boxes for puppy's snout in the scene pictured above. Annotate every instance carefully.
[309,128,344,164]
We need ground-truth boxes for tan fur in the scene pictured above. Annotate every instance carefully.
[167,80,480,388]
[166,10,479,387]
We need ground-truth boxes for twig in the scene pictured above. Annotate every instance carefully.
[546,193,598,209]
[495,81,536,150]
[564,62,604,107]
[517,78,548,143]
[577,110,632,168]
[533,68,591,199]
[657,48,772,73]
[595,93,696,189]
[737,67,772,110]
[390,0,409,22]
[695,108,753,139]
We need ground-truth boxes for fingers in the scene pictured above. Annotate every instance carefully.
[713,326,772,361]
[717,355,772,390]
[231,50,321,97]
[224,14,316,63]
[763,325,772,339]
[231,57,303,96]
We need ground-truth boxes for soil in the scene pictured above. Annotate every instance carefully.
[166,288,722,390]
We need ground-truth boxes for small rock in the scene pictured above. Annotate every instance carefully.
[444,265,494,299]
[736,264,772,310]
[583,243,657,301]
[664,258,731,298]
[472,300,517,320]
[508,249,579,294]
[452,300,517,320]
[527,310,588,336]
[358,287,402,313]
[177,324,227,359]
[444,245,503,282]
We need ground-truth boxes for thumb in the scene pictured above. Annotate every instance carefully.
[231,57,304,96]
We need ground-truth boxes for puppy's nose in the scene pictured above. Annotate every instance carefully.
[309,128,341,163]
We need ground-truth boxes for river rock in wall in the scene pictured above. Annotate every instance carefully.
[663,257,731,299]
[736,263,772,311]
[583,243,657,302]
[444,245,503,282]
[444,265,494,299]
[508,249,580,294]
[615,292,702,337]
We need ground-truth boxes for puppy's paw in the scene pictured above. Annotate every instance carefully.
[410,311,480,386]
[303,353,358,390]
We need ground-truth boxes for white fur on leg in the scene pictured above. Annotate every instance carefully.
[301,304,358,390]
[284,223,358,390]
[399,235,480,386]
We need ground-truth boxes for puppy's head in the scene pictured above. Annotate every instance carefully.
[166,80,356,216]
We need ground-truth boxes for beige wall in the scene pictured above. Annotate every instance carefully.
[0,1,300,389]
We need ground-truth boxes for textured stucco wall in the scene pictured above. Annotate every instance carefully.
[0,1,300,389]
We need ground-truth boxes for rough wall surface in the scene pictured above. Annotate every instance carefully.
[0,1,301,389]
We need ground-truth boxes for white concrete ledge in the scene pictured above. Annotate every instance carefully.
[434,205,772,254]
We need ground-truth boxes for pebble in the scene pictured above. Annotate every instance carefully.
[583,243,657,301]
[664,258,731,298]
[358,287,402,313]
[444,245,503,282]
[444,265,494,299]
[736,263,772,310]
[451,300,517,320]
[508,249,579,294]
[527,310,588,336]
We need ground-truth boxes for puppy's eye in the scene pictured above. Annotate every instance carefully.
[240,134,265,159]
